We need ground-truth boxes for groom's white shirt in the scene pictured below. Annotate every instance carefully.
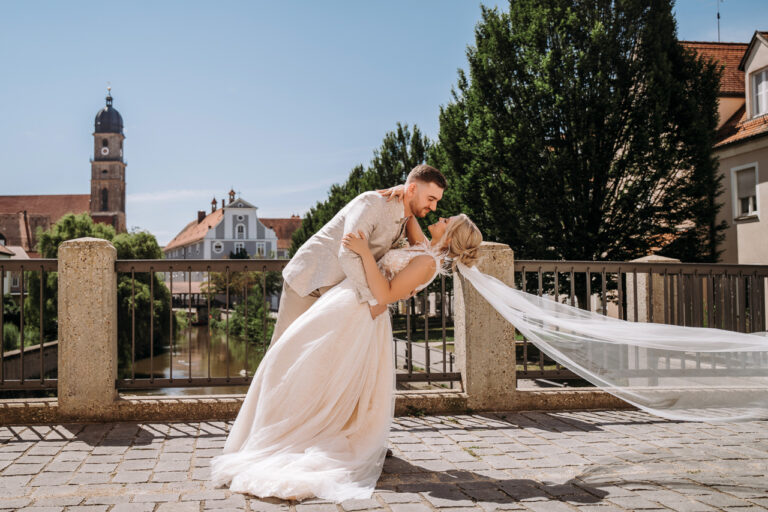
[283,191,407,305]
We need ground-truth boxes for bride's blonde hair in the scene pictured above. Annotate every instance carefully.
[441,214,482,270]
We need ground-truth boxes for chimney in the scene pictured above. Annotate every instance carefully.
[211,197,217,213]
[221,198,225,209]
[197,210,206,223]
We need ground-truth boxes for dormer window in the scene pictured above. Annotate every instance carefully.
[754,68,768,117]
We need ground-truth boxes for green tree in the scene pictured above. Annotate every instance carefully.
[31,213,175,378]
[290,123,432,254]
[433,0,726,264]
[202,267,281,345]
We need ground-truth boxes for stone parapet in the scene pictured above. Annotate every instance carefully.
[57,237,118,420]
[454,242,517,411]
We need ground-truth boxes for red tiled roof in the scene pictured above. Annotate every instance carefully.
[260,216,302,250]
[163,209,224,252]
[715,106,768,148]
[0,194,90,219]
[680,41,748,96]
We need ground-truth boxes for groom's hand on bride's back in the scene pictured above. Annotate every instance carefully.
[378,184,405,202]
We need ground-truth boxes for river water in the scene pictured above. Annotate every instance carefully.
[123,325,267,396]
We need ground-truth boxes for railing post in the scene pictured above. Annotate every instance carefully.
[58,237,118,419]
[454,242,516,410]
[626,254,680,323]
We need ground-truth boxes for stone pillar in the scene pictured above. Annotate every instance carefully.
[626,254,680,323]
[625,254,680,385]
[454,242,516,410]
[58,237,118,419]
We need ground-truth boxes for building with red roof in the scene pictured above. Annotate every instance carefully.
[684,31,768,264]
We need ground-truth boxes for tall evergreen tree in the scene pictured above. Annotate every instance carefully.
[433,0,726,263]
[290,123,431,254]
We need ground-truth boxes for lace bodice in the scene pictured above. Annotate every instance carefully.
[376,241,449,294]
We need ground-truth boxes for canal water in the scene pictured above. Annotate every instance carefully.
[123,325,267,396]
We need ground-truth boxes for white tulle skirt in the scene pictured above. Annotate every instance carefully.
[209,279,395,502]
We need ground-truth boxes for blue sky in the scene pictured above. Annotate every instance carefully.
[1,0,766,245]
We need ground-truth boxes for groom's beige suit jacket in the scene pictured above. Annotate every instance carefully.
[283,191,408,305]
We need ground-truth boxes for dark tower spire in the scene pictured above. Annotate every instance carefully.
[90,86,127,232]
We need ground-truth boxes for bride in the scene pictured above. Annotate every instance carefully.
[209,213,483,502]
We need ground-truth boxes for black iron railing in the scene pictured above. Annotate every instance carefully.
[0,259,58,391]
[115,260,459,392]
[514,260,768,384]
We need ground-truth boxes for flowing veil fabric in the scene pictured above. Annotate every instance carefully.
[457,262,768,422]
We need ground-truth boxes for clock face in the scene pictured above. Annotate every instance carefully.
[101,147,109,156]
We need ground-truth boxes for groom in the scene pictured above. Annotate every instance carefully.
[269,164,447,348]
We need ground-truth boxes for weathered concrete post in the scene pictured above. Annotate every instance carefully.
[58,237,118,419]
[626,254,680,323]
[454,242,516,410]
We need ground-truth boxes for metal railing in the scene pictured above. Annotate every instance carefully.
[514,260,768,384]
[115,259,285,390]
[0,259,58,391]
[391,274,459,388]
[115,260,459,392]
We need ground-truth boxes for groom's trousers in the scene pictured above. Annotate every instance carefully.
[269,281,334,349]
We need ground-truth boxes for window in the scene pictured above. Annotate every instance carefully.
[235,242,245,253]
[11,274,18,287]
[256,242,265,256]
[732,165,759,218]
[754,68,768,117]
[101,188,109,211]
[213,241,224,254]
[0,233,5,246]
[236,214,245,221]
[236,224,245,239]
[196,245,200,255]
[101,138,108,147]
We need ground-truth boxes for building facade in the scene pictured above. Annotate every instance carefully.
[163,190,283,261]
[685,31,768,264]
[162,191,302,310]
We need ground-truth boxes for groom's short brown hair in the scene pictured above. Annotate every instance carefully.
[406,164,447,189]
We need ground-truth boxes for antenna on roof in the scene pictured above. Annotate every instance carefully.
[717,0,723,42]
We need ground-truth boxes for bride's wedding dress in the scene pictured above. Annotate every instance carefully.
[209,242,445,502]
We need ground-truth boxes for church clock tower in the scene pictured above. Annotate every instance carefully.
[90,86,127,232]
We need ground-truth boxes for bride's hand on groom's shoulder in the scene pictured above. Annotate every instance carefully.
[342,230,370,256]
[378,184,405,202]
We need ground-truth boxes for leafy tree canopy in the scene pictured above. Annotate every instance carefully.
[290,123,431,254]
[432,0,726,262]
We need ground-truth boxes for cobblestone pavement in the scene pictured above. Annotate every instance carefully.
[1,409,767,511]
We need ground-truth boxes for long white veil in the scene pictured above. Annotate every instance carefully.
[456,262,768,422]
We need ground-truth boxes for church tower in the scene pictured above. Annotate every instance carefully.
[90,86,127,232]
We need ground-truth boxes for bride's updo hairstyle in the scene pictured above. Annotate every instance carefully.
[442,214,482,270]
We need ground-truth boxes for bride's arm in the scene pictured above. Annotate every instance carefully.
[342,231,435,305]
[405,215,427,245]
